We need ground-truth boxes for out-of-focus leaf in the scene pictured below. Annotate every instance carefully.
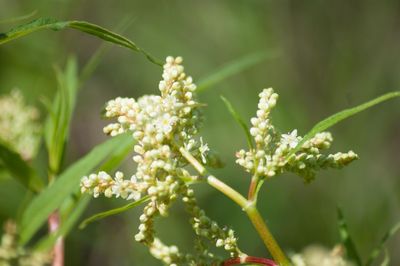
[288,91,400,157]
[337,207,362,266]
[380,248,390,266]
[33,195,90,251]
[366,221,400,266]
[19,133,134,245]
[0,18,162,66]
[197,51,278,92]
[220,96,254,149]
[79,196,150,229]
[99,138,134,172]
[44,57,78,174]
[0,142,43,192]
[0,10,37,24]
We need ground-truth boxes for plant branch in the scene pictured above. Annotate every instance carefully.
[179,147,290,266]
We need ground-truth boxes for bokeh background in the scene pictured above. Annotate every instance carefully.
[0,0,399,265]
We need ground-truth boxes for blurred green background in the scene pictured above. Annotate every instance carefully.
[0,0,399,265]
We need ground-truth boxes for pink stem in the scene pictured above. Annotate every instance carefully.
[222,256,278,266]
[48,211,64,266]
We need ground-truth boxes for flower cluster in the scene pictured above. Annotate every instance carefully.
[0,89,41,161]
[81,57,241,265]
[291,245,354,266]
[236,88,358,182]
[0,220,51,266]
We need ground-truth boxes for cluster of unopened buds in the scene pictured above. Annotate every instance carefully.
[236,88,358,183]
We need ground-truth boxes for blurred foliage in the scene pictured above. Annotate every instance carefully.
[0,0,399,265]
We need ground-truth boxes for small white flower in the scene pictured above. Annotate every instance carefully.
[281,129,302,149]
[156,113,177,134]
[199,137,210,164]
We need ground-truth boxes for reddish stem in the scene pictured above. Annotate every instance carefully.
[247,177,257,200]
[48,211,64,266]
[222,256,278,266]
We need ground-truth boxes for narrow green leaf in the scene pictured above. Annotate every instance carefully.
[34,195,90,251]
[197,51,278,92]
[79,196,150,229]
[220,96,254,150]
[337,207,362,266]
[99,139,134,172]
[0,142,43,192]
[0,18,162,66]
[366,221,400,266]
[19,133,134,245]
[289,91,400,157]
[44,57,79,174]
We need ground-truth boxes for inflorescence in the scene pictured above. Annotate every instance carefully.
[236,88,358,183]
[81,56,358,265]
[0,90,41,161]
[0,220,51,266]
[81,57,241,265]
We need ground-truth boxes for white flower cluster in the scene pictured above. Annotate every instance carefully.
[291,245,354,266]
[236,88,358,182]
[81,57,240,265]
[0,220,51,266]
[0,89,41,161]
[80,171,141,200]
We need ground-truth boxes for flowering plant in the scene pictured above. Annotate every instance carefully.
[0,17,398,266]
[80,56,359,265]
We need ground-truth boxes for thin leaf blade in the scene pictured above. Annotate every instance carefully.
[337,207,362,266]
[197,51,278,92]
[79,196,150,229]
[289,91,400,157]
[0,142,43,192]
[34,195,91,251]
[220,96,254,149]
[0,18,162,66]
[366,221,400,266]
[45,57,79,174]
[19,133,134,244]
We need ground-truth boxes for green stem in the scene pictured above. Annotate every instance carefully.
[179,147,290,266]
[207,175,247,208]
[245,206,289,266]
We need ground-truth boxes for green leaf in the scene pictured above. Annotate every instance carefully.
[44,57,79,174]
[0,18,162,66]
[34,195,90,251]
[366,221,400,266]
[0,141,43,192]
[197,51,278,92]
[289,91,400,157]
[220,96,254,150]
[0,10,37,24]
[79,196,150,229]
[337,207,362,266]
[19,133,134,245]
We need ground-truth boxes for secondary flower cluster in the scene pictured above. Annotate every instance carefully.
[81,57,241,265]
[0,220,51,266]
[0,89,41,161]
[291,245,354,266]
[236,88,358,182]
